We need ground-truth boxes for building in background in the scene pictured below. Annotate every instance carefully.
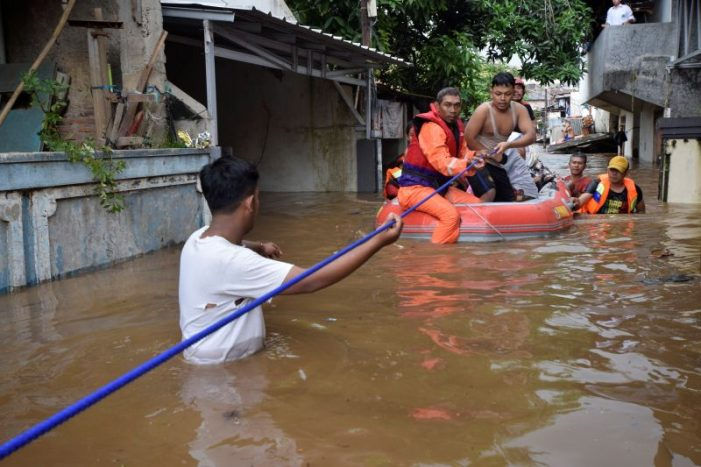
[581,0,700,204]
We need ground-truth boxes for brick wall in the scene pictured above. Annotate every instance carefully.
[57,114,96,143]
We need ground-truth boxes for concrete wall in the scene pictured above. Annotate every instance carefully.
[586,22,678,111]
[0,0,167,142]
[639,104,656,163]
[652,0,673,23]
[667,68,701,118]
[165,42,359,192]
[0,148,210,293]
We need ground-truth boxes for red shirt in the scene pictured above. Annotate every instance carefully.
[565,175,592,197]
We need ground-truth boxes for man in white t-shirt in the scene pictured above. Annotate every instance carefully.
[604,0,635,27]
[179,156,402,364]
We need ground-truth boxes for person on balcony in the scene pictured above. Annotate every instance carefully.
[603,0,636,27]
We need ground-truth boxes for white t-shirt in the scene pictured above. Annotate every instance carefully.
[606,4,634,26]
[179,227,293,364]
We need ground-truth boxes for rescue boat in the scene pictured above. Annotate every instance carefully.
[376,179,574,242]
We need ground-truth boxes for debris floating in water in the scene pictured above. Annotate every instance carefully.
[651,248,674,258]
[298,369,307,381]
[640,274,695,285]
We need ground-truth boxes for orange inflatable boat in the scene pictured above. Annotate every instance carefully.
[376,179,575,242]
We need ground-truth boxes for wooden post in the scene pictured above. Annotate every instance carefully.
[360,0,371,47]
[0,0,77,128]
[203,19,218,146]
[87,8,111,144]
[116,30,167,137]
[375,138,383,194]
[365,67,372,140]
[95,9,111,122]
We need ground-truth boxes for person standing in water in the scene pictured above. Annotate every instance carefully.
[564,152,592,197]
[576,155,646,214]
[179,156,403,364]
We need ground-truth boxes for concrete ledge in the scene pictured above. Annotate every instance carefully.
[0,148,210,294]
[0,148,211,191]
[586,22,677,110]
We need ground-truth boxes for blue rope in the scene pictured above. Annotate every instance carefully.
[0,159,479,459]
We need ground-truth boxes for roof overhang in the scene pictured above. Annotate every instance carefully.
[161,2,410,78]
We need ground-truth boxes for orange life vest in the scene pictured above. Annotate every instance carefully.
[383,166,402,199]
[399,103,463,190]
[582,174,638,214]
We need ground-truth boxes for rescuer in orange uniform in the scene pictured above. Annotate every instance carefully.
[397,87,487,244]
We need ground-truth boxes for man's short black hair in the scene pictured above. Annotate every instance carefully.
[436,87,461,103]
[199,156,259,214]
[570,152,588,164]
[491,72,515,88]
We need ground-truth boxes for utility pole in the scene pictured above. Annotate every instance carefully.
[360,0,371,46]
[360,0,381,191]
[543,87,548,147]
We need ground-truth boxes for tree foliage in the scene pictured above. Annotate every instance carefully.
[287,0,591,110]
[481,0,593,85]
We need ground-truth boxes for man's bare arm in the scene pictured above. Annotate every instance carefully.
[464,104,488,151]
[508,105,536,148]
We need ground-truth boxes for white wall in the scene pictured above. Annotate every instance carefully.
[166,42,359,192]
[621,110,634,157]
[667,139,701,203]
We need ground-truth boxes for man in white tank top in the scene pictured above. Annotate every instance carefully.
[464,72,537,201]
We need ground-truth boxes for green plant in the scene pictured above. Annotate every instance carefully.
[23,72,126,213]
[287,0,592,93]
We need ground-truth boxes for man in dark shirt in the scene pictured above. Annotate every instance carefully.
[576,156,646,213]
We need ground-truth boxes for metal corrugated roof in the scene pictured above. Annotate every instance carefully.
[160,1,410,67]
[162,0,298,22]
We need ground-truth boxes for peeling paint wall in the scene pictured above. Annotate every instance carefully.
[0,148,210,294]
[48,183,199,277]
[165,42,359,192]
[666,139,701,204]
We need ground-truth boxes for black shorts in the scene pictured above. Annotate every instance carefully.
[467,165,515,202]
[466,168,494,197]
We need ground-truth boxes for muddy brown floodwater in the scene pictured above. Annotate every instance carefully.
[1,153,700,466]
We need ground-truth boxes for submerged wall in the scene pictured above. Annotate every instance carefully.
[0,148,210,293]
